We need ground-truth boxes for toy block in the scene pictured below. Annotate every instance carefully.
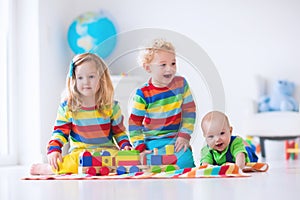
[129,166,140,174]
[151,155,162,165]
[140,154,147,165]
[162,155,177,165]
[165,145,174,155]
[153,148,158,155]
[116,155,140,161]
[118,160,140,166]
[102,156,112,166]
[92,151,101,156]
[295,142,299,160]
[101,150,111,156]
[117,150,140,156]
[92,156,102,166]
[80,151,92,157]
[79,154,92,166]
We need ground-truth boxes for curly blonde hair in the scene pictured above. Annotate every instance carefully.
[138,38,175,66]
[66,53,114,113]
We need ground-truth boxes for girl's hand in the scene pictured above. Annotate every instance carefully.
[47,151,62,170]
[175,137,190,152]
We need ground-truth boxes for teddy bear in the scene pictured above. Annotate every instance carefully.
[258,79,299,112]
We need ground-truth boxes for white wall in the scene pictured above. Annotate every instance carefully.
[16,0,300,165]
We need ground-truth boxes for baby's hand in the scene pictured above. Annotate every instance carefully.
[47,151,62,170]
[175,137,190,152]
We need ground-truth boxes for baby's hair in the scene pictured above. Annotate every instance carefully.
[201,111,230,135]
[66,53,114,113]
[138,38,175,66]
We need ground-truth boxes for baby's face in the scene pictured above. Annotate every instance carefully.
[146,50,177,87]
[203,118,232,152]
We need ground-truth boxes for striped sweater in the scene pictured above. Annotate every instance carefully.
[129,76,196,150]
[47,100,131,154]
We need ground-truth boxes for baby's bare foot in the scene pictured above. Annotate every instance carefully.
[30,163,54,175]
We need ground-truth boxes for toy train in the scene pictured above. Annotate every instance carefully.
[285,140,299,160]
[78,144,178,176]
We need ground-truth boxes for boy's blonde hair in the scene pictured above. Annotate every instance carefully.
[138,38,175,66]
[66,53,114,113]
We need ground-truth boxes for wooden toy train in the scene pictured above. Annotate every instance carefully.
[285,140,299,160]
[78,144,178,176]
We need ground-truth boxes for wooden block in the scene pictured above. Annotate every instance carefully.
[92,151,101,157]
[118,160,140,166]
[162,155,177,165]
[79,155,92,166]
[92,156,102,166]
[116,155,140,161]
[102,156,112,166]
[165,145,174,155]
[101,150,111,156]
[117,150,140,156]
[151,155,162,165]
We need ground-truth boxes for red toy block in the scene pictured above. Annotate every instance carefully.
[118,160,140,166]
[81,151,92,157]
[141,155,147,165]
[162,155,177,165]
[92,156,102,166]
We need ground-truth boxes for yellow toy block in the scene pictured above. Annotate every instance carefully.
[101,156,113,166]
[165,145,174,155]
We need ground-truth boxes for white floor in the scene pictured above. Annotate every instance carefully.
[1,158,300,200]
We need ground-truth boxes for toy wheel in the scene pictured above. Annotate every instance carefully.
[165,165,176,172]
[116,166,126,175]
[86,167,97,176]
[129,166,139,174]
[151,166,161,173]
[99,167,110,176]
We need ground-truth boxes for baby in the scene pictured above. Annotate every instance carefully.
[200,111,258,169]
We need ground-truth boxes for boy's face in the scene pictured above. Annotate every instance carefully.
[75,61,100,101]
[202,117,232,153]
[144,50,177,87]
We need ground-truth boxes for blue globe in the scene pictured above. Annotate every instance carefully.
[67,11,117,59]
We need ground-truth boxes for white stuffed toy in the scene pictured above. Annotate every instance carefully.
[258,80,299,112]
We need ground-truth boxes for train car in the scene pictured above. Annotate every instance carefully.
[78,145,179,176]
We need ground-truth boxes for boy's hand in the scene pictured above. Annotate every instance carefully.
[175,137,190,152]
[139,149,152,164]
[47,151,62,170]
[123,145,133,150]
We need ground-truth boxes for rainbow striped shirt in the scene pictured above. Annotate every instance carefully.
[129,76,196,148]
[47,100,131,154]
